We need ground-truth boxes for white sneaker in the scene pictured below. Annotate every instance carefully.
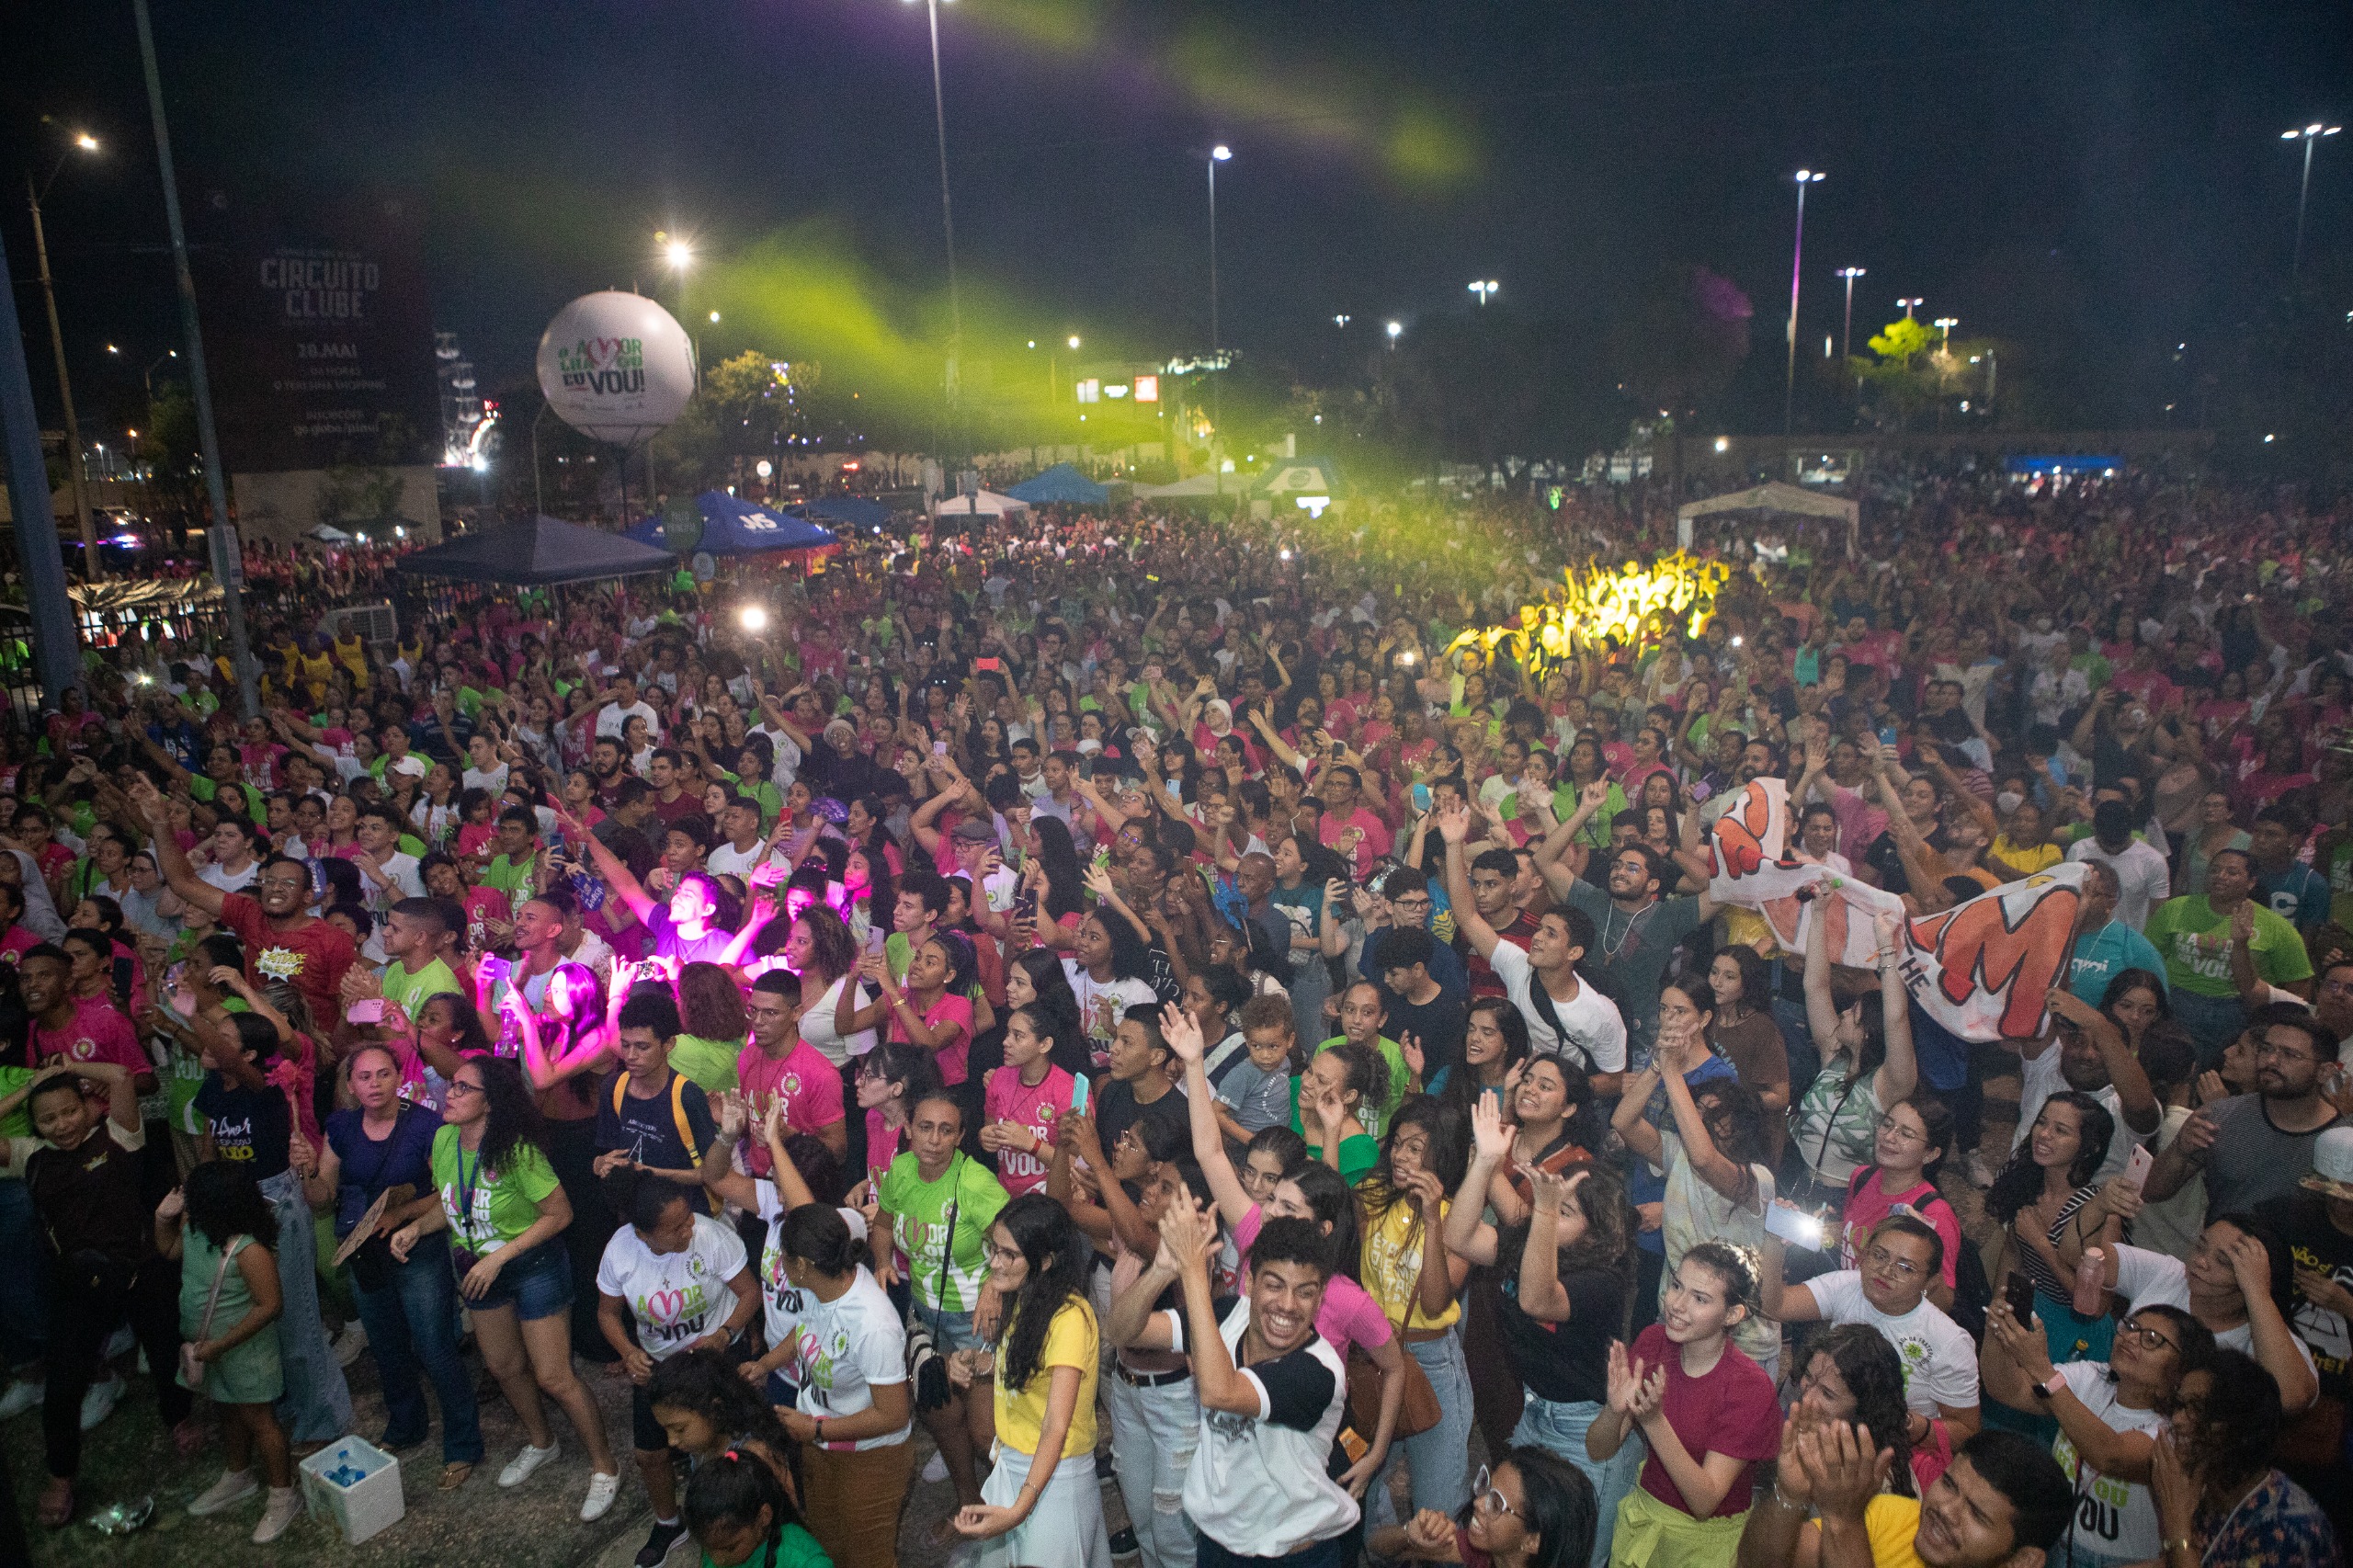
[252,1486,301,1543]
[580,1470,622,1522]
[0,1380,42,1420]
[331,1322,369,1368]
[920,1450,949,1483]
[188,1469,260,1517]
[499,1441,560,1488]
[79,1375,123,1432]
[101,1324,135,1361]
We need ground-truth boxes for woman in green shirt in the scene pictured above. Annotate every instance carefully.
[391,1057,622,1520]
[685,1442,833,1566]
[671,962,748,1096]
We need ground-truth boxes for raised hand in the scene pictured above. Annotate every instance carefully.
[1156,1188,1217,1275]
[1796,1420,1893,1525]
[1159,1003,1205,1066]
[1470,1095,1514,1165]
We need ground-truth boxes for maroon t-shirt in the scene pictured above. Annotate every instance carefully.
[1629,1322,1783,1517]
[221,893,357,1027]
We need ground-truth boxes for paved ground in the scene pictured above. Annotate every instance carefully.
[11,1064,2022,1565]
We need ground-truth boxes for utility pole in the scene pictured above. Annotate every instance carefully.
[0,221,85,702]
[26,142,101,577]
[134,0,258,718]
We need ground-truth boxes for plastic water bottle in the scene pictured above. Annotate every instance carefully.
[2072,1246,2108,1318]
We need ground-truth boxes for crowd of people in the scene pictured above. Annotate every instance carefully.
[4,467,2352,1568]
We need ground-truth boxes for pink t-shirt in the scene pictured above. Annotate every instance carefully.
[865,1108,905,1191]
[733,1039,847,1176]
[891,992,973,1086]
[1232,1203,1393,1363]
[982,1062,1084,1196]
[36,999,148,1077]
[1838,1170,1961,1290]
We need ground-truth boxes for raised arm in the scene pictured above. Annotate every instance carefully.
[1441,1097,1510,1267]
[1437,802,1500,959]
[557,805,656,923]
[1864,910,1918,1106]
[1163,1006,1254,1227]
[129,779,227,918]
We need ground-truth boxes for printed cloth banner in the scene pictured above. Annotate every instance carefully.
[1705,780,2086,1041]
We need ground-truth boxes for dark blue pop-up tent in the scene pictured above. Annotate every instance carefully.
[397,515,676,585]
[800,494,893,530]
[1006,462,1109,506]
[628,490,837,554]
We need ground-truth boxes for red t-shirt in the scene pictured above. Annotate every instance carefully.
[982,1062,1082,1196]
[1838,1169,1962,1291]
[35,1000,147,1077]
[733,1039,847,1176]
[221,894,358,1028]
[1629,1323,1782,1518]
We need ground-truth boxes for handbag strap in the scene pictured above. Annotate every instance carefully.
[196,1236,243,1345]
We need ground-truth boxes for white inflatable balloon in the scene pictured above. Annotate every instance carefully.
[536,291,696,444]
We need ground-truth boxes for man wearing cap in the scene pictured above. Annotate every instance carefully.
[2257,1124,2353,1463]
[2144,1010,2343,1218]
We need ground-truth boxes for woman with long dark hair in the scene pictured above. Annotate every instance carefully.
[510,958,620,1361]
[389,1056,621,1519]
[1367,1444,1600,1568]
[1984,1090,2118,1383]
[1021,814,1089,948]
[1067,909,1161,1073]
[949,1192,1108,1568]
[679,1441,832,1568]
[1006,946,1090,1078]
[1428,994,1530,1113]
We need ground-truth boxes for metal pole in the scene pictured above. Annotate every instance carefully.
[1208,155,1220,350]
[0,222,85,703]
[1840,272,1856,362]
[134,0,257,718]
[27,176,99,579]
[2295,132,2316,281]
[1783,179,1810,438]
[532,401,548,516]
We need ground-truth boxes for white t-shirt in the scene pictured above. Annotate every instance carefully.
[2065,838,2171,932]
[708,839,782,880]
[795,974,878,1066]
[1067,967,1160,1064]
[2112,1244,2320,1386]
[595,1213,748,1358]
[750,726,802,789]
[2051,1361,2165,1563]
[1167,1297,1358,1556]
[793,1262,912,1451]
[364,852,426,903]
[1486,940,1627,1073]
[596,699,659,739]
[2011,1046,2144,1186]
[1804,1269,1980,1418]
[199,858,260,896]
[462,764,510,797]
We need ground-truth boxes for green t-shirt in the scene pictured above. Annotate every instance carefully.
[188,773,267,827]
[699,1525,832,1568]
[669,1033,743,1097]
[431,1125,561,1248]
[0,1064,33,1138]
[483,852,539,902]
[382,958,464,1018]
[2142,896,2313,1000]
[878,1152,1008,1314]
[1313,1033,1409,1140]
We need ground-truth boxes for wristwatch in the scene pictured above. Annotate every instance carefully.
[2031,1369,2068,1401]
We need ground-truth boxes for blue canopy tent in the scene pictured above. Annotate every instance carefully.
[800,494,893,530]
[1006,462,1109,506]
[396,516,676,585]
[628,490,838,554]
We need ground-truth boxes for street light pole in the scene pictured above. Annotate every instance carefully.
[133,0,257,718]
[143,348,176,403]
[1783,169,1824,438]
[910,0,961,399]
[1897,296,1922,319]
[26,136,102,579]
[1208,145,1230,349]
[2283,122,2342,281]
[1835,267,1865,362]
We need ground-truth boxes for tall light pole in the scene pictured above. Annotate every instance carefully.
[1468,279,1498,306]
[1783,169,1824,437]
[1835,267,1865,361]
[27,126,103,578]
[1385,320,1403,350]
[906,0,961,399]
[1933,316,1958,350]
[2283,122,2341,281]
[1207,144,1231,349]
[134,0,257,717]
[1897,296,1923,319]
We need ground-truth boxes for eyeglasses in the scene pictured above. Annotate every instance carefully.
[446,1080,484,1098]
[1864,1245,1925,1279]
[1470,1465,1516,1519]
[1874,1115,1927,1143]
[2255,1041,2318,1064]
[984,1243,1025,1266]
[2117,1319,2179,1355]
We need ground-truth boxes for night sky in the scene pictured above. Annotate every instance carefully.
[6,0,2347,443]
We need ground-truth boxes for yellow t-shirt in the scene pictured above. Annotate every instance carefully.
[1361,1197,1460,1331]
[1807,1494,1926,1568]
[1992,836,2062,875]
[993,1297,1099,1460]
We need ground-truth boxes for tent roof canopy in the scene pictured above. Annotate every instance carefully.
[799,494,892,529]
[1677,480,1857,524]
[629,490,837,554]
[1005,462,1109,506]
[396,516,676,585]
[934,489,1029,517]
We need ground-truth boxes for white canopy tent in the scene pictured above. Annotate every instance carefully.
[1131,472,1233,499]
[931,489,1029,518]
[1677,480,1859,559]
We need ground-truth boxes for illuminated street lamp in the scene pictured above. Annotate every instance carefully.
[27,121,105,575]
[1897,296,1923,318]
[1783,169,1824,437]
[1208,144,1231,349]
[1834,267,1865,361]
[1933,316,1958,350]
[2283,122,2341,280]
[1468,279,1498,306]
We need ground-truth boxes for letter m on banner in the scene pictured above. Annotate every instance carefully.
[1900,865,2086,1041]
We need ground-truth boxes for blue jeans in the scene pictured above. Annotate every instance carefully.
[1514,1391,1643,1568]
[0,1178,47,1366]
[1370,1328,1473,1528]
[350,1232,483,1465]
[1773,992,1820,1109]
[2170,989,2247,1067]
[1199,1536,1345,1568]
[261,1167,353,1443]
[1104,1369,1199,1568]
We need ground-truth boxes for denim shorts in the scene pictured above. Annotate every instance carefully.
[925,1308,983,1355]
[461,1239,574,1323]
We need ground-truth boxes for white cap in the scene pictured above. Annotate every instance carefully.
[2301,1125,2353,1200]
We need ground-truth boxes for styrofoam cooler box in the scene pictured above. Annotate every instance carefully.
[299,1436,404,1543]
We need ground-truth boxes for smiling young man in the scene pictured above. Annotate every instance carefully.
[1107,1196,1359,1567]
[1735,1426,2073,1568]
[592,990,718,1211]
